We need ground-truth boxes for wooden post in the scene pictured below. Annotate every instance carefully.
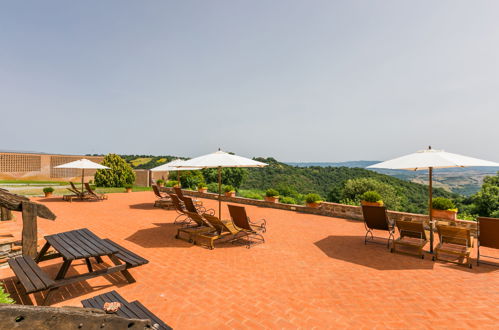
[21,201,38,258]
[1,207,13,220]
[429,167,434,253]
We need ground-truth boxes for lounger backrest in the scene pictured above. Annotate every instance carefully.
[85,183,96,195]
[436,225,471,247]
[185,211,209,228]
[70,182,81,193]
[173,187,184,198]
[203,214,239,235]
[362,205,390,231]
[152,185,162,198]
[477,217,499,249]
[168,194,185,213]
[182,197,198,213]
[395,220,426,240]
[228,204,252,231]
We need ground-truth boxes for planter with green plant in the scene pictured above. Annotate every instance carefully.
[264,188,279,203]
[360,191,384,207]
[43,187,54,197]
[431,197,457,220]
[156,179,165,187]
[198,181,208,193]
[305,193,323,208]
[124,184,133,193]
[166,180,179,188]
[224,185,236,197]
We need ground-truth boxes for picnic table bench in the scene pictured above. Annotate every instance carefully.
[8,228,148,305]
[81,290,172,330]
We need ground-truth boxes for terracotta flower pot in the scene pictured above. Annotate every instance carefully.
[125,188,132,193]
[224,191,235,197]
[157,183,164,188]
[44,192,53,197]
[361,200,384,207]
[306,202,321,208]
[198,188,208,193]
[431,209,457,221]
[265,196,279,203]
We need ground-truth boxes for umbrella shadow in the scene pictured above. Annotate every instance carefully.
[128,203,157,210]
[314,235,434,270]
[125,223,195,248]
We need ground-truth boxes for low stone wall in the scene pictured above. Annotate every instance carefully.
[162,187,478,234]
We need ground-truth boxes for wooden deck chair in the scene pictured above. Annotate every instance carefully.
[477,217,499,266]
[168,193,190,225]
[181,196,215,216]
[175,211,215,242]
[228,204,266,233]
[433,224,473,268]
[196,213,247,249]
[391,220,428,259]
[361,205,394,248]
[85,183,108,201]
[152,184,170,200]
[174,187,203,207]
[67,182,88,199]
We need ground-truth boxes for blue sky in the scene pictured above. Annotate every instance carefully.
[1,1,498,162]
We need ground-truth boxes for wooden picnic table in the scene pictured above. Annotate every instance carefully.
[36,228,136,285]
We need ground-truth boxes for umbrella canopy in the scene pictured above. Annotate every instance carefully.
[54,159,109,191]
[179,150,267,217]
[368,147,499,252]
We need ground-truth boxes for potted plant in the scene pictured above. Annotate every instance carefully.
[198,182,208,193]
[43,187,54,197]
[224,185,236,197]
[124,184,133,193]
[156,179,165,187]
[431,197,457,220]
[166,180,179,188]
[360,191,384,206]
[305,193,323,208]
[264,188,280,203]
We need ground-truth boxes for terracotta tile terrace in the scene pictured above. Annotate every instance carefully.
[1,191,498,329]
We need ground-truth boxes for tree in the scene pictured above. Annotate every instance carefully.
[94,154,136,187]
[471,172,499,217]
[341,177,406,210]
[169,170,204,189]
[202,167,248,188]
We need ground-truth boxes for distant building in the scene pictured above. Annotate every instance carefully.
[0,151,104,182]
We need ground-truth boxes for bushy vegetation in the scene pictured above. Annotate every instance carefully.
[95,154,135,187]
[0,284,14,304]
[224,185,236,193]
[169,170,204,190]
[265,188,279,197]
[238,190,264,200]
[280,196,297,204]
[360,191,382,203]
[342,178,402,210]
[432,197,456,211]
[123,184,133,189]
[305,193,322,203]
[457,172,499,218]
[202,167,247,188]
[165,180,179,187]
[156,179,165,186]
[43,187,54,193]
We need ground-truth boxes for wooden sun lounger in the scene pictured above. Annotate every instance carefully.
[175,211,215,242]
[196,213,247,249]
[432,224,473,268]
[152,185,170,200]
[477,217,499,266]
[228,204,266,245]
[391,220,428,258]
[81,290,172,330]
[85,183,108,201]
[168,193,190,225]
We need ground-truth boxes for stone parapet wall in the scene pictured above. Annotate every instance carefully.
[162,187,478,234]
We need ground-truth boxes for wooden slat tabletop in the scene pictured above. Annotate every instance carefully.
[44,228,118,260]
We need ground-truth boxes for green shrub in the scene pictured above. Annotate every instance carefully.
[124,184,133,189]
[165,180,179,187]
[0,284,14,304]
[224,185,235,193]
[156,179,165,185]
[305,193,322,203]
[43,187,54,193]
[341,178,404,210]
[265,188,279,197]
[207,182,219,193]
[197,181,208,189]
[238,190,264,200]
[95,154,135,187]
[360,191,382,203]
[173,170,204,190]
[432,197,456,211]
[280,196,297,204]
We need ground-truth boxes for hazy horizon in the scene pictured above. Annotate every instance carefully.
[1,1,499,163]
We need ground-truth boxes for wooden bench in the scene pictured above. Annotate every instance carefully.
[8,256,55,294]
[103,239,149,269]
[81,290,172,330]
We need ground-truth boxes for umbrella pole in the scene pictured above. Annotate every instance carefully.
[82,169,85,192]
[218,166,222,218]
[429,167,434,253]
[177,171,180,188]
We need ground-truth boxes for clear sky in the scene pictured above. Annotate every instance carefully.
[1,1,498,162]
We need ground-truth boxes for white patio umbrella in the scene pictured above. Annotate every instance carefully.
[150,159,201,186]
[54,159,110,191]
[368,146,499,252]
[178,150,267,217]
